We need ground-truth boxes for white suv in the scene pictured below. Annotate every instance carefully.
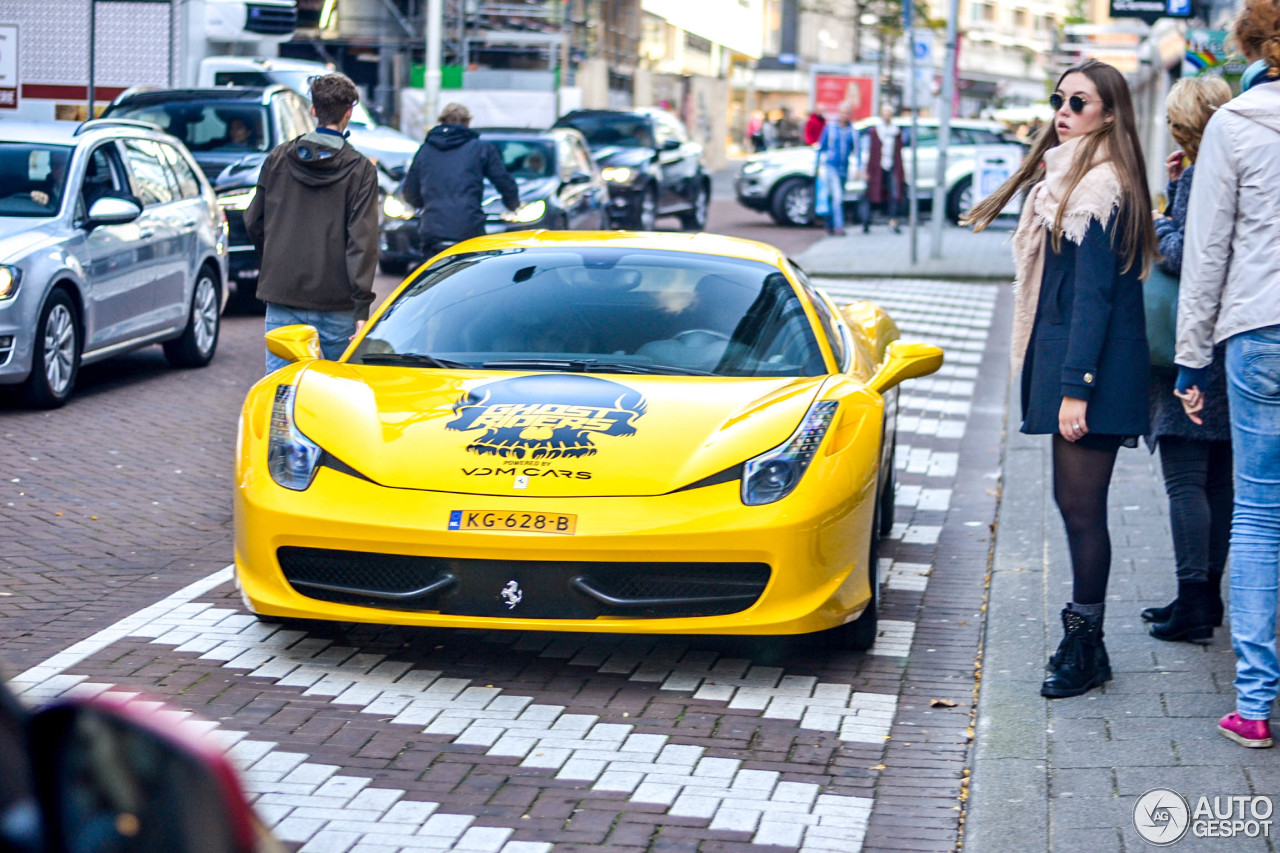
[735,118,1025,227]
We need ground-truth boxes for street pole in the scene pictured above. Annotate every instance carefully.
[929,0,959,258]
[906,0,918,265]
[87,0,95,118]
[560,0,572,101]
[424,0,442,130]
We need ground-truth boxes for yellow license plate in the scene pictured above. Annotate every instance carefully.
[448,510,577,535]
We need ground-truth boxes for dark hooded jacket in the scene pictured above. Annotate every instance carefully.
[244,130,379,320]
[403,124,519,246]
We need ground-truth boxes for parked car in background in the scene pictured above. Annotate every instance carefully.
[379,127,610,276]
[0,120,229,407]
[197,55,421,173]
[735,118,1025,227]
[553,108,710,231]
[103,86,314,310]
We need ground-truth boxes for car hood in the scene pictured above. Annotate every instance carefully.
[482,177,556,213]
[0,221,61,261]
[290,366,827,497]
[589,146,655,169]
[744,145,816,170]
[213,156,267,191]
[347,125,419,170]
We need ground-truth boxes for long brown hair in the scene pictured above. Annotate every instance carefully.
[1233,0,1280,76]
[966,59,1157,278]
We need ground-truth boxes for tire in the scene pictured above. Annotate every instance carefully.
[946,175,973,224]
[379,258,409,277]
[21,288,80,409]
[678,181,710,231]
[823,505,881,652]
[769,176,815,227]
[879,433,897,537]
[630,185,658,231]
[163,267,220,368]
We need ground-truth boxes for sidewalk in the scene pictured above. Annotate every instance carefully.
[968,383,1280,852]
[796,220,1017,281]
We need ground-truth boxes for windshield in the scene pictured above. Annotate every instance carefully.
[352,248,826,377]
[0,143,73,217]
[557,115,654,149]
[490,139,555,179]
[109,102,271,154]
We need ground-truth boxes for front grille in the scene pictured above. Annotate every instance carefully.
[244,3,297,35]
[0,335,13,366]
[277,546,770,619]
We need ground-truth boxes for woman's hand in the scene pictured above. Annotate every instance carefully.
[1174,385,1204,426]
[1166,150,1186,183]
[1059,397,1089,442]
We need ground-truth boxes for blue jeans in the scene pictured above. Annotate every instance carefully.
[819,163,845,231]
[1225,325,1280,720]
[264,303,356,374]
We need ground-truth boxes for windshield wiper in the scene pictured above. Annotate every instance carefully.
[360,353,473,369]
[481,358,714,376]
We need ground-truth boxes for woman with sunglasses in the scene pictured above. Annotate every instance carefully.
[968,59,1158,698]
[1176,0,1280,749]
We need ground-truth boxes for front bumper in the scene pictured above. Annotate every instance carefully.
[735,172,770,210]
[234,465,875,636]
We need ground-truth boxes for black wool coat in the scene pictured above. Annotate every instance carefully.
[1020,216,1151,437]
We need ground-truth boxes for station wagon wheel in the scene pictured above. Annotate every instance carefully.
[634,186,658,231]
[770,176,814,227]
[946,176,973,224]
[164,268,221,368]
[22,289,80,409]
[679,181,709,231]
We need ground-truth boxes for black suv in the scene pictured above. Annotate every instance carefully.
[553,108,710,231]
[103,86,316,310]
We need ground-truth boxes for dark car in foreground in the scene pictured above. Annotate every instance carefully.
[552,108,710,231]
[102,86,315,310]
[379,127,609,275]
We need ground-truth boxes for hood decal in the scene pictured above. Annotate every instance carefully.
[446,374,647,460]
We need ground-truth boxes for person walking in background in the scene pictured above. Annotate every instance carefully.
[968,59,1157,699]
[804,110,827,146]
[1176,0,1280,750]
[403,102,519,257]
[815,106,857,236]
[245,73,379,374]
[761,111,780,151]
[747,110,765,153]
[1141,76,1234,645]
[776,107,803,147]
[860,104,906,233]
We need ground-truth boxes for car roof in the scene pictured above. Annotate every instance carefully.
[435,230,789,269]
[110,87,286,107]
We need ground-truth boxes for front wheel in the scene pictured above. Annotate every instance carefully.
[630,186,658,231]
[769,176,815,227]
[679,181,709,231]
[946,175,973,224]
[164,268,220,368]
[823,506,881,651]
[22,289,80,409]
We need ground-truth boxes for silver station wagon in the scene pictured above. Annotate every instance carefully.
[0,119,228,407]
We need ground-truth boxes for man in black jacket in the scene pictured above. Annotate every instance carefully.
[245,73,379,373]
[403,103,519,254]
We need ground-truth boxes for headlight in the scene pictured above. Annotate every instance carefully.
[500,199,547,224]
[268,385,323,491]
[382,195,413,219]
[741,401,838,506]
[216,187,257,211]
[601,166,632,183]
[741,161,766,175]
[0,265,20,301]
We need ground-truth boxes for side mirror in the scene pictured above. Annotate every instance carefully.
[867,340,944,395]
[661,138,681,151]
[85,196,142,227]
[29,697,264,853]
[565,171,593,185]
[265,324,322,364]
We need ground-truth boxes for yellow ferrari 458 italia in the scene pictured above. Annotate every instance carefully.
[234,231,942,650]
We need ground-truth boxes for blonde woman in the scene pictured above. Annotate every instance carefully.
[1141,76,1234,646]
[968,59,1158,698]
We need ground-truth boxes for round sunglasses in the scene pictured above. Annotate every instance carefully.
[1049,93,1092,114]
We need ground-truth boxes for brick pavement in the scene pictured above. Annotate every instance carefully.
[4,273,1008,852]
[968,381,1280,852]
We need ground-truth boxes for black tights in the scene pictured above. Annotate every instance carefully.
[1052,434,1121,605]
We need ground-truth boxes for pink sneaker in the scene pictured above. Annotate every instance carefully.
[1219,712,1273,748]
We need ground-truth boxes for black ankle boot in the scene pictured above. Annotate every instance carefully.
[1042,608,1109,698]
[1141,598,1176,623]
[1150,581,1214,643]
[1209,570,1225,627]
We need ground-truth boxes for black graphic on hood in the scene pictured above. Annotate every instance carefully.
[446,374,647,460]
